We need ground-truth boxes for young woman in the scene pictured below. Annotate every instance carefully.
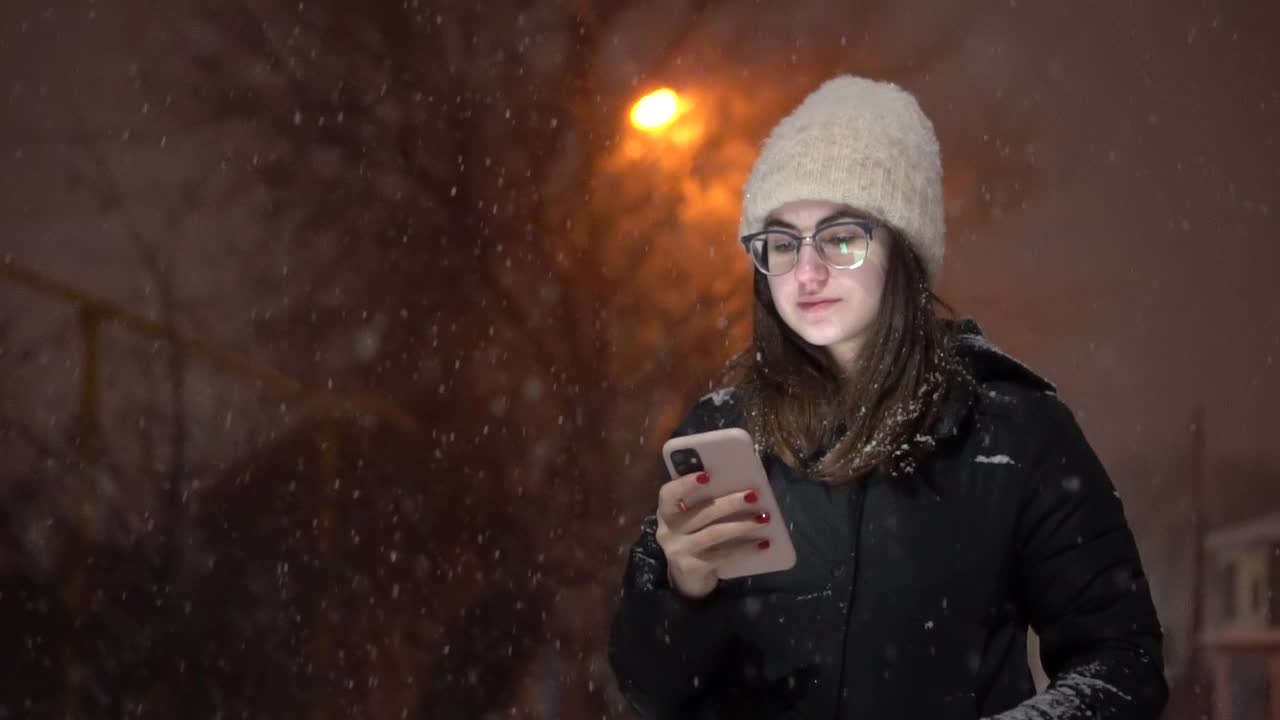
[608,76,1168,719]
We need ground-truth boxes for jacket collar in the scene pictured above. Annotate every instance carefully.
[929,317,1057,441]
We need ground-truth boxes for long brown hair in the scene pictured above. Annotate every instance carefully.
[730,227,970,484]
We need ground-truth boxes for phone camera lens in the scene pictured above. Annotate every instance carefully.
[671,449,704,475]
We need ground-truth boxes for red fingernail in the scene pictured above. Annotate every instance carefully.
[757,539,771,550]
[677,499,688,513]
[696,472,710,484]
[744,490,758,504]
[755,512,770,524]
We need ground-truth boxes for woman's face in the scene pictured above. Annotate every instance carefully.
[763,199,890,370]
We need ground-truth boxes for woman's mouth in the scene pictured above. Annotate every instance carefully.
[797,299,839,313]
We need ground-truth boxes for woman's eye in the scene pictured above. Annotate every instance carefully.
[825,236,857,254]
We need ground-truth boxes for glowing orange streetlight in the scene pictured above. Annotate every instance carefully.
[630,88,679,132]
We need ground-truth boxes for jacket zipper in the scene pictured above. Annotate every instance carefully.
[832,477,869,719]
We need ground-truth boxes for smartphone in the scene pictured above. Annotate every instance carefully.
[661,427,797,579]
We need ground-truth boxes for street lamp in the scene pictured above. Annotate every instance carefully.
[630,88,679,132]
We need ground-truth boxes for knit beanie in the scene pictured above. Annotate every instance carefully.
[740,75,945,285]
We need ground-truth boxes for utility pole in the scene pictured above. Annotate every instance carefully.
[1186,403,1211,719]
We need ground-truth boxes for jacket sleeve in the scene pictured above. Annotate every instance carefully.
[607,512,734,718]
[989,395,1169,720]
[608,395,741,718]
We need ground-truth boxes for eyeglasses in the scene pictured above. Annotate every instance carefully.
[739,219,881,276]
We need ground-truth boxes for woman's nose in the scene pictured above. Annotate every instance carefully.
[793,241,828,283]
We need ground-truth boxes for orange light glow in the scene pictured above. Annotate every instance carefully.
[630,88,679,131]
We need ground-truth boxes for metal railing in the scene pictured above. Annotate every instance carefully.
[1,255,423,717]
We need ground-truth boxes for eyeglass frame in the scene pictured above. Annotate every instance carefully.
[739,218,884,276]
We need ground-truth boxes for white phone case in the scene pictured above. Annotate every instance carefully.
[661,427,797,579]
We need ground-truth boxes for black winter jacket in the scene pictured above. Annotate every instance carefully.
[608,320,1168,719]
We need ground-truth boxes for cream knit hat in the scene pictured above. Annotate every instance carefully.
[740,75,945,285]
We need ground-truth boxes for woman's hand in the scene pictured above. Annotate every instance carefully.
[654,471,771,599]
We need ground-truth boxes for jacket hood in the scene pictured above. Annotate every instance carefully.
[949,317,1056,394]
[930,318,1056,440]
